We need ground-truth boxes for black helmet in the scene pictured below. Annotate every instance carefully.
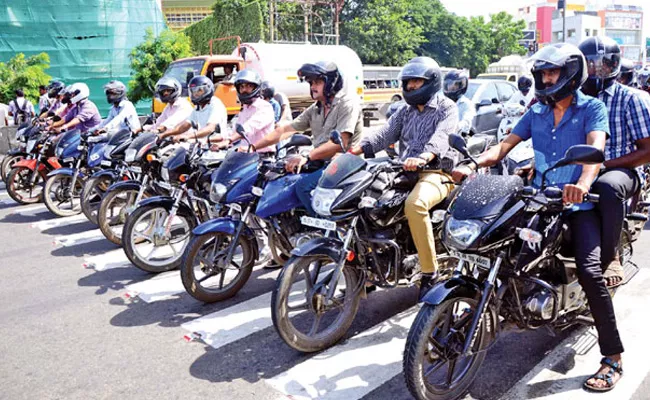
[188,75,214,106]
[155,76,182,103]
[47,80,65,99]
[578,36,621,96]
[399,57,442,107]
[639,70,650,92]
[517,76,533,93]
[443,69,469,102]
[618,58,636,87]
[234,69,262,105]
[297,61,344,101]
[104,80,127,105]
[260,81,275,99]
[530,43,587,106]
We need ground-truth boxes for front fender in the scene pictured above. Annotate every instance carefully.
[291,236,343,261]
[192,217,255,239]
[106,180,141,194]
[47,167,84,179]
[90,169,120,181]
[420,276,482,306]
[13,158,38,171]
[137,195,196,219]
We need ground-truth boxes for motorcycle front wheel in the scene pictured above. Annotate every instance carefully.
[6,166,44,205]
[271,254,361,353]
[80,175,115,225]
[43,174,84,217]
[1,154,24,183]
[98,187,143,246]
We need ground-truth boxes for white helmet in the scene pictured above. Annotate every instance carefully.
[68,82,90,104]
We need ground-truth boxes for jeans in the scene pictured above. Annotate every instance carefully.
[295,168,325,216]
[569,209,624,356]
[592,168,639,265]
[404,171,453,274]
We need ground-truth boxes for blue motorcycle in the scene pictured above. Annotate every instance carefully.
[180,132,317,303]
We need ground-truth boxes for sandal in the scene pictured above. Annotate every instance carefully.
[583,357,623,392]
[604,259,624,288]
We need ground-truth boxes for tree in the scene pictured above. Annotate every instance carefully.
[0,52,51,105]
[486,12,528,60]
[127,29,193,104]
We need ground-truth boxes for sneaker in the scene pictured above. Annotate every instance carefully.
[418,272,438,301]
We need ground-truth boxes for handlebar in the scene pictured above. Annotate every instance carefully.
[521,186,599,204]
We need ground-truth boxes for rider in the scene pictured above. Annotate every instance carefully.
[508,75,535,107]
[50,83,101,133]
[250,61,363,215]
[40,81,66,118]
[452,43,624,393]
[638,69,650,95]
[159,75,227,143]
[349,56,458,299]
[146,76,193,135]
[617,58,637,88]
[95,80,141,133]
[443,69,475,135]
[579,36,650,288]
[260,81,282,123]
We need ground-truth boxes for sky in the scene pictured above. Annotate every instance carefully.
[440,0,650,39]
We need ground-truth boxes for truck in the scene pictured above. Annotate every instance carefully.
[476,55,532,82]
[153,37,364,117]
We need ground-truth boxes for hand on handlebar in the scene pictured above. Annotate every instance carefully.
[451,165,474,184]
[562,182,589,204]
[403,157,427,172]
[285,155,308,174]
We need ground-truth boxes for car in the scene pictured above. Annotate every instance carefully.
[466,79,518,136]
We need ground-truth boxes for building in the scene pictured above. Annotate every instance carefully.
[551,13,602,45]
[161,0,213,30]
[600,5,644,63]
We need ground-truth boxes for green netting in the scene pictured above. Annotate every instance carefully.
[0,0,167,116]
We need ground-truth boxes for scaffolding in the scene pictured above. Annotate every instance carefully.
[268,0,344,45]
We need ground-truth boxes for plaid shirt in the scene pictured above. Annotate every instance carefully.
[598,82,650,161]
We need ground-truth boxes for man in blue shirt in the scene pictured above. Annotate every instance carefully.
[453,43,623,393]
[261,81,282,123]
[579,37,650,289]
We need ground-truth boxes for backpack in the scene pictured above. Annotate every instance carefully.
[13,98,30,124]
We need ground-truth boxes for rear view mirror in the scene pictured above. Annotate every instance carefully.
[281,134,312,151]
[448,133,468,155]
[556,145,604,168]
[329,130,346,153]
[186,71,195,84]
[190,120,198,130]
[477,99,492,108]
[491,98,500,104]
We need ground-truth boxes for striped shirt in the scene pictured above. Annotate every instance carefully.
[361,92,458,168]
[598,82,650,161]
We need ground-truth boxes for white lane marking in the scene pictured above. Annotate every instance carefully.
[6,204,47,215]
[32,214,87,230]
[53,229,105,247]
[82,249,132,271]
[266,306,419,400]
[501,269,650,400]
[181,279,306,350]
[0,190,8,198]
[123,271,184,303]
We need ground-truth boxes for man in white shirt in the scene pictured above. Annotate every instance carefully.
[159,76,227,144]
[0,102,8,128]
[7,89,35,125]
[96,80,141,133]
[443,69,475,134]
[145,76,193,134]
[507,76,534,107]
[38,85,51,115]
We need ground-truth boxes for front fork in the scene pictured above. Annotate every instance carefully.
[132,175,149,211]
[163,188,185,237]
[68,158,83,197]
[325,216,359,301]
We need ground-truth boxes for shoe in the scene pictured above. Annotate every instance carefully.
[418,272,438,301]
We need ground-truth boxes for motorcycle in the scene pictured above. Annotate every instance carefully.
[180,130,317,303]
[1,122,36,183]
[401,135,638,400]
[496,101,534,176]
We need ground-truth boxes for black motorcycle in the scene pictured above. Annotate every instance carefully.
[402,135,638,400]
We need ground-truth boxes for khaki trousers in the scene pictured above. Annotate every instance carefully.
[404,171,453,274]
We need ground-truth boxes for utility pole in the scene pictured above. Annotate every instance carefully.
[558,0,566,42]
[270,0,275,42]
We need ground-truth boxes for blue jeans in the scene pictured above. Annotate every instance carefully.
[295,168,325,216]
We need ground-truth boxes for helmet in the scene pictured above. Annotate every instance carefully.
[104,80,127,105]
[639,70,650,92]
[530,43,587,106]
[155,76,182,103]
[578,36,621,96]
[297,61,344,101]
[47,81,65,99]
[188,75,214,105]
[385,100,406,120]
[399,56,442,107]
[68,82,90,105]
[443,69,469,102]
[517,76,533,93]
[618,58,636,87]
[260,81,275,99]
[234,69,262,105]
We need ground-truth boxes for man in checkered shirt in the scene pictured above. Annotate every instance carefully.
[579,37,650,288]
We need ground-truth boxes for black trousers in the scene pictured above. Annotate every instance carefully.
[592,168,639,265]
[569,209,624,356]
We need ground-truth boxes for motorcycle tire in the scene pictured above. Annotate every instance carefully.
[43,174,84,217]
[6,166,44,205]
[80,175,115,225]
[97,187,139,246]
[1,154,24,183]
[181,232,255,303]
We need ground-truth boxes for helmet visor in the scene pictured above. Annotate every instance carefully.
[443,79,463,93]
[189,85,207,99]
[585,54,619,80]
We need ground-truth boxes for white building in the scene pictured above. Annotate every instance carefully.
[551,12,603,45]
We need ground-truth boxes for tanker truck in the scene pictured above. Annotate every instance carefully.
[153,38,364,118]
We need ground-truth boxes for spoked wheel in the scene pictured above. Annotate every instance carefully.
[98,188,143,246]
[1,154,24,183]
[122,204,196,273]
[403,298,489,400]
[80,176,114,225]
[271,254,361,353]
[181,232,256,303]
[269,229,291,266]
[6,167,44,205]
[43,174,84,217]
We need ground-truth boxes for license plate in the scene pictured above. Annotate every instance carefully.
[130,166,142,173]
[301,216,337,231]
[157,182,172,191]
[449,250,491,269]
[63,157,75,163]
[101,160,112,167]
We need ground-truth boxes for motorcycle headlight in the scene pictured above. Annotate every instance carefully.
[311,187,342,217]
[125,149,137,163]
[210,182,228,203]
[445,217,483,250]
[55,145,64,158]
[161,167,170,182]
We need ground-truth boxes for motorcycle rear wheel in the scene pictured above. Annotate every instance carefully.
[1,154,24,183]
[6,167,44,205]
